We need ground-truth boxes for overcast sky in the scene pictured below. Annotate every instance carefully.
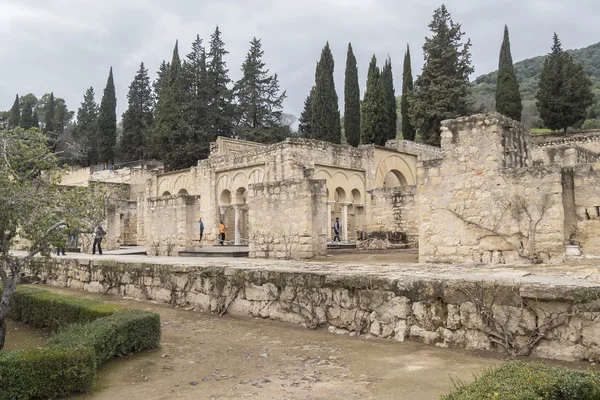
[1,0,599,121]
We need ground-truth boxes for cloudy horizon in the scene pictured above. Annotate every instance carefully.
[1,0,599,122]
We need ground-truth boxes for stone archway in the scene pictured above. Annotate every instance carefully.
[383,169,408,188]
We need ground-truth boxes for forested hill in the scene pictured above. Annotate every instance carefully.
[471,41,600,128]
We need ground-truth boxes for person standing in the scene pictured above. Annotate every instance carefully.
[219,221,227,245]
[333,217,341,242]
[56,225,67,256]
[92,225,106,255]
[68,230,78,249]
[199,218,205,247]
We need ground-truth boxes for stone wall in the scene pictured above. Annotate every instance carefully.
[247,178,327,259]
[362,186,418,248]
[532,130,600,154]
[573,163,600,255]
[24,258,600,363]
[140,195,201,255]
[418,114,565,264]
[385,139,444,161]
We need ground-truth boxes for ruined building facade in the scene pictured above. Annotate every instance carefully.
[60,113,600,263]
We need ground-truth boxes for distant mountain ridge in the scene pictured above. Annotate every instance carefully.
[471,41,600,127]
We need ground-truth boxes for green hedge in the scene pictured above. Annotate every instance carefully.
[7,286,122,331]
[0,347,95,400]
[442,362,600,400]
[0,287,160,400]
[47,310,161,366]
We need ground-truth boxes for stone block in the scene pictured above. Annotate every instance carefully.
[245,283,278,301]
[491,305,536,335]
[358,290,394,310]
[531,340,586,362]
[581,319,600,347]
[155,288,172,304]
[412,301,445,331]
[333,288,357,309]
[464,329,492,351]
[394,320,410,342]
[460,302,485,330]
[409,325,440,344]
[370,320,382,336]
[447,304,461,329]
[85,281,104,294]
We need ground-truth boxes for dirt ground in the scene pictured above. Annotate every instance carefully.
[3,285,501,400]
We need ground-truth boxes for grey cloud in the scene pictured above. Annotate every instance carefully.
[1,0,598,120]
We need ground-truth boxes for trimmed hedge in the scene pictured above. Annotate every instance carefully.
[0,287,160,400]
[442,362,600,400]
[47,310,161,366]
[7,286,122,331]
[0,347,95,400]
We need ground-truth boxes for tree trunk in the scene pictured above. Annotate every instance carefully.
[564,126,568,136]
[0,318,5,351]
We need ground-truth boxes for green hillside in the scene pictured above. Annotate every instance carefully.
[471,41,600,128]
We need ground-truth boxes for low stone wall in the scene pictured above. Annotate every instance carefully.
[23,258,600,363]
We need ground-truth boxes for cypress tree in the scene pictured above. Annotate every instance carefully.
[73,87,99,166]
[411,5,474,146]
[44,93,58,150]
[8,95,20,129]
[311,42,341,144]
[344,43,361,147]
[401,45,416,141]
[152,41,189,169]
[496,25,522,121]
[153,60,170,100]
[298,88,314,137]
[20,101,35,130]
[97,67,118,164]
[234,37,287,143]
[207,26,234,140]
[31,109,39,129]
[183,35,210,158]
[360,55,389,145]
[120,62,154,161]
[536,33,594,134]
[381,57,397,141]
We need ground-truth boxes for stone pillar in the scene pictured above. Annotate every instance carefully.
[326,201,335,241]
[219,205,227,222]
[341,202,351,242]
[233,204,241,245]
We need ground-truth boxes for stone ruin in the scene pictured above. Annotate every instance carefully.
[58,112,600,263]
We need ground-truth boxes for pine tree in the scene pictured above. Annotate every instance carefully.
[298,88,314,137]
[20,101,35,130]
[152,41,189,170]
[207,26,234,140]
[536,33,594,134]
[344,43,361,147]
[182,35,210,158]
[120,62,154,161]
[8,95,20,129]
[97,67,118,164]
[44,93,58,150]
[234,37,287,142]
[401,45,416,141]
[311,42,341,144]
[73,87,99,166]
[496,25,522,121]
[411,5,474,146]
[360,56,389,145]
[381,57,397,141]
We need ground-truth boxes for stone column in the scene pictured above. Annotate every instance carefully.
[233,204,241,245]
[326,201,335,241]
[341,202,351,242]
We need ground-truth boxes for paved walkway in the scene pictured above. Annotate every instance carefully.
[12,250,600,289]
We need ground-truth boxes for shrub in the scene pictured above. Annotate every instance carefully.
[0,347,95,400]
[7,286,122,331]
[442,362,600,400]
[47,310,161,366]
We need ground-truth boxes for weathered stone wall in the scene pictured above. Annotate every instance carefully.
[573,163,600,255]
[532,145,600,166]
[364,186,418,247]
[532,130,600,155]
[24,258,600,363]
[385,139,444,161]
[248,178,327,259]
[418,114,564,264]
[140,195,201,255]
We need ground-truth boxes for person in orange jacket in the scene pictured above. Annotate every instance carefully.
[219,221,227,245]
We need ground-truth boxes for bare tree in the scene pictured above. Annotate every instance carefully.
[0,128,103,349]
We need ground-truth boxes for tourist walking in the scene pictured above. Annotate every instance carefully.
[219,222,227,245]
[199,218,205,247]
[55,225,67,256]
[333,217,341,242]
[92,225,106,255]
[69,230,78,249]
